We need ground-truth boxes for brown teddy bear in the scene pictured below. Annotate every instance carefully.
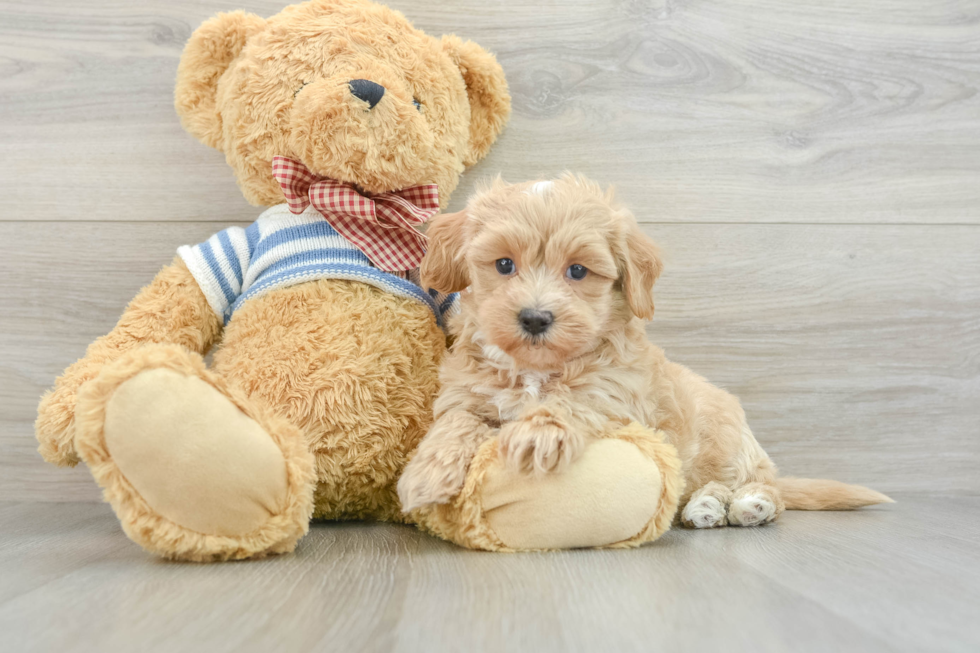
[35,0,682,561]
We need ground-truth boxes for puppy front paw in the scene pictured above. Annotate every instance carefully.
[499,410,584,475]
[397,446,471,513]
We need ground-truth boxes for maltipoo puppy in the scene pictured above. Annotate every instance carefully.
[398,174,891,527]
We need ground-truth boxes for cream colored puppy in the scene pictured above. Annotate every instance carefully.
[398,175,891,527]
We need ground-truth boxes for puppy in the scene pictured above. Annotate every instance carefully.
[398,175,891,527]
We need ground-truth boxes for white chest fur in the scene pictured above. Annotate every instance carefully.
[469,334,647,426]
[467,339,555,421]
[482,371,552,422]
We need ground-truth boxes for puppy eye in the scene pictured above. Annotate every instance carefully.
[413,98,422,111]
[495,258,516,275]
[566,264,588,280]
[294,81,311,98]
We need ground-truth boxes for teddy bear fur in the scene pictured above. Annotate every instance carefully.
[175,0,509,208]
[35,0,511,561]
[36,0,685,561]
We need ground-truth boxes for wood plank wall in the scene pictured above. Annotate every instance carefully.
[2,0,977,501]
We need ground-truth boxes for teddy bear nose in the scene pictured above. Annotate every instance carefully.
[518,309,554,336]
[348,79,385,109]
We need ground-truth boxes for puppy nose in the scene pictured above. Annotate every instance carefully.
[348,79,385,109]
[519,309,554,336]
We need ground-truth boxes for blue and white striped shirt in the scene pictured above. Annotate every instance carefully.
[178,204,458,328]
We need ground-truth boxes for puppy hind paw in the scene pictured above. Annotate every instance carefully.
[728,494,778,527]
[681,495,729,529]
[681,482,733,529]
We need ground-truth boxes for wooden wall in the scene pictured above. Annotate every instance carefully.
[2,0,977,501]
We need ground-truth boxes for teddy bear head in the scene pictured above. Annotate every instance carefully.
[175,0,510,207]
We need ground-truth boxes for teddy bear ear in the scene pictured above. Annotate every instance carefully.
[174,11,266,151]
[441,36,512,166]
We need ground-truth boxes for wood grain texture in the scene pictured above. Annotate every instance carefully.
[1,498,978,652]
[2,221,977,500]
[1,0,979,223]
[1,1,978,500]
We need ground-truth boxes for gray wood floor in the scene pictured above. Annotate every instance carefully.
[2,0,979,651]
[1,498,978,653]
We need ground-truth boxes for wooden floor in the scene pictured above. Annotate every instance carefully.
[2,498,978,653]
[1,0,979,651]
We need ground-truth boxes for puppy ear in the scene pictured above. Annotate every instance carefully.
[441,36,511,166]
[175,11,266,150]
[421,210,471,293]
[620,222,663,320]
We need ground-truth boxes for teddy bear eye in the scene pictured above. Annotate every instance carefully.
[566,264,588,280]
[495,258,515,275]
[413,98,422,111]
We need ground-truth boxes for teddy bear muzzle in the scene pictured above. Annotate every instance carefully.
[287,73,436,195]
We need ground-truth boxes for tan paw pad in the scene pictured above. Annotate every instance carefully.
[104,368,288,537]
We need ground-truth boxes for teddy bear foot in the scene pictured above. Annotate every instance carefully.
[73,344,316,561]
[413,423,684,551]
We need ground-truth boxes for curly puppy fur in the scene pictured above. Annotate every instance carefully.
[398,175,892,526]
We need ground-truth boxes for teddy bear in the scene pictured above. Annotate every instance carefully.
[34,0,683,561]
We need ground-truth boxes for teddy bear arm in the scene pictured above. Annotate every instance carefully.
[36,257,221,467]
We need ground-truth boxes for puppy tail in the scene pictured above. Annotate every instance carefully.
[775,477,894,511]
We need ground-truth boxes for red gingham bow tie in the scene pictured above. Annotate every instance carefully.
[271,156,439,272]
